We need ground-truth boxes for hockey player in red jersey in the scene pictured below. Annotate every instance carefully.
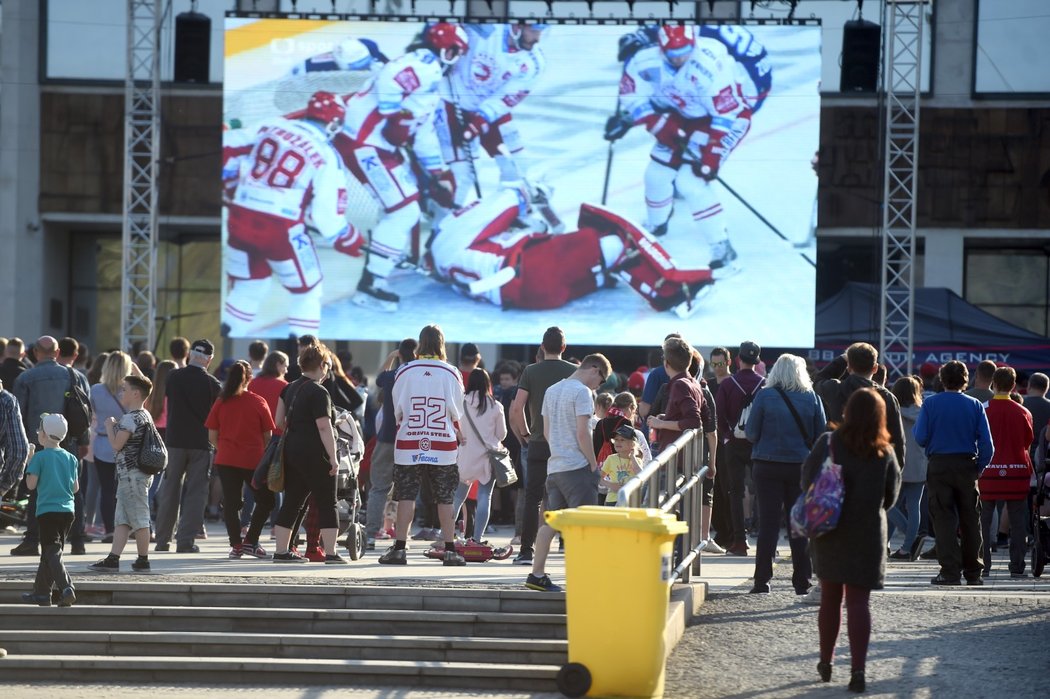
[333,22,469,313]
[427,188,713,318]
[605,25,752,279]
[223,91,364,336]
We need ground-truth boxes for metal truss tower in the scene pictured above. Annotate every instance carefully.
[879,0,926,379]
[121,0,161,351]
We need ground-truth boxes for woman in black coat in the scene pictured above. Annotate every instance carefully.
[803,388,900,694]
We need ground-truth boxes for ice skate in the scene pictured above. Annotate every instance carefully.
[672,280,715,319]
[709,240,741,279]
[352,271,400,312]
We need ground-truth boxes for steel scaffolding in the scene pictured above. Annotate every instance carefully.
[121,0,161,352]
[879,0,925,379]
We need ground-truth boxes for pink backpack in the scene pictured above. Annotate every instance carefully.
[791,438,845,538]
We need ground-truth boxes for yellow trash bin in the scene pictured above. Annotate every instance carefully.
[546,506,689,699]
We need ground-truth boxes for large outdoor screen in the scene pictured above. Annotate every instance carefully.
[222,17,821,347]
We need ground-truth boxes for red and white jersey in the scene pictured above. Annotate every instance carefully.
[621,38,745,125]
[448,24,545,124]
[230,117,349,241]
[341,49,446,171]
[392,358,464,466]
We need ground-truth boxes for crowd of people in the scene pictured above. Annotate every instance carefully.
[1,330,1048,692]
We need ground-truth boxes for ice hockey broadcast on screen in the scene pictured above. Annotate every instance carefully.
[221,18,821,347]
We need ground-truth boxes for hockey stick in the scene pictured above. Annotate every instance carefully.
[445,77,483,200]
[494,143,564,233]
[716,175,816,269]
[601,96,622,206]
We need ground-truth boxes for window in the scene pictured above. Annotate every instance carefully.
[965,247,1050,335]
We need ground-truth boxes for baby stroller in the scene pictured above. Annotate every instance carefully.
[1033,456,1050,578]
[334,412,367,560]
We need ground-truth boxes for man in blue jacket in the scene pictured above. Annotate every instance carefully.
[914,360,994,586]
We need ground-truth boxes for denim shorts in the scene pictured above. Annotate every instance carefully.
[113,465,153,531]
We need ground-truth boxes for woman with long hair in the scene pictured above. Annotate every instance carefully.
[324,352,364,415]
[744,354,827,594]
[450,368,507,542]
[83,351,111,534]
[205,360,277,559]
[805,388,900,693]
[89,351,136,541]
[888,376,928,560]
[271,345,346,563]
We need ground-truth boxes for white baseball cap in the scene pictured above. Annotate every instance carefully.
[39,413,69,442]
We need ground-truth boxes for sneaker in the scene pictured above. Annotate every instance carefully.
[241,543,270,559]
[88,556,120,573]
[513,549,534,565]
[58,586,77,607]
[800,586,822,605]
[366,537,376,551]
[442,549,467,567]
[525,573,562,592]
[374,530,392,540]
[378,546,407,565]
[131,557,151,573]
[726,544,750,556]
[930,574,961,586]
[273,551,307,563]
[175,544,200,554]
[1010,572,1029,579]
[919,545,938,560]
[709,240,741,279]
[229,545,243,559]
[889,549,911,560]
[324,553,349,565]
[10,541,39,556]
[412,527,436,541]
[965,576,984,586]
[21,592,52,606]
[154,543,170,552]
[304,547,326,563]
[352,272,399,313]
[702,539,726,554]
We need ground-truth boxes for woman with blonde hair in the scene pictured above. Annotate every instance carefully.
[89,351,137,541]
[888,375,928,560]
[744,354,827,594]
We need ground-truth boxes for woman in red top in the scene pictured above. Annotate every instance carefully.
[247,351,290,432]
[206,360,277,559]
[980,366,1034,578]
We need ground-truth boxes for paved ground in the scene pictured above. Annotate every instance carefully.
[2,523,1049,697]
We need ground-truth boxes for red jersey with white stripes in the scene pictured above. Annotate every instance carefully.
[392,358,464,466]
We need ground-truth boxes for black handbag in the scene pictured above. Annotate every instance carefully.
[463,399,517,488]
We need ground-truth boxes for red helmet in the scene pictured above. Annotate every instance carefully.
[305,91,345,138]
[425,23,469,67]
[658,25,695,60]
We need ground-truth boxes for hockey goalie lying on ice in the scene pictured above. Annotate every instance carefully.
[428,188,713,319]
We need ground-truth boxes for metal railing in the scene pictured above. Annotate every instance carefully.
[616,428,708,584]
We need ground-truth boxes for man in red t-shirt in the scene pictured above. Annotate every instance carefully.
[980,366,1034,578]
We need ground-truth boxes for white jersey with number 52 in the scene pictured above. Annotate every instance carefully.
[231,118,349,241]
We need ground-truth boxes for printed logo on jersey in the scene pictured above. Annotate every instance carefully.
[419,437,431,452]
[714,86,739,114]
[412,453,438,463]
[394,67,421,93]
[337,188,348,215]
[473,63,492,82]
[619,73,636,95]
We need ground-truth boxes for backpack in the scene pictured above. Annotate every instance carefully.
[790,437,845,538]
[62,367,91,444]
[730,375,764,439]
[135,417,168,475]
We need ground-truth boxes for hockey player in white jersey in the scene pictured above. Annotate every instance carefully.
[333,22,469,312]
[437,23,547,205]
[223,91,364,336]
[273,37,389,114]
[604,25,752,278]
[427,188,713,318]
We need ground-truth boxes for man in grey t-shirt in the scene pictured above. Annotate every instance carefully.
[525,353,612,593]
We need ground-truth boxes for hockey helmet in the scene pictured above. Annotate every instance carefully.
[425,23,469,68]
[658,25,695,62]
[305,91,346,139]
[511,23,548,51]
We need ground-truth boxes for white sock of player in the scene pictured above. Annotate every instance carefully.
[644,161,676,230]
[495,154,523,190]
[676,170,729,247]
[224,277,269,335]
[366,203,419,278]
[288,284,323,336]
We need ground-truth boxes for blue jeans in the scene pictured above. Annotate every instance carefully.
[887,481,925,550]
[451,479,496,541]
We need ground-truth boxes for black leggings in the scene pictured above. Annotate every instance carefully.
[216,465,276,547]
[275,459,338,530]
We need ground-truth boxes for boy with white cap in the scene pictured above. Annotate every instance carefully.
[21,413,80,606]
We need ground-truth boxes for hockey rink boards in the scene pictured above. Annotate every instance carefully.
[222,18,821,347]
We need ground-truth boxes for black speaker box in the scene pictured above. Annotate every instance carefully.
[840,19,881,92]
[174,11,211,84]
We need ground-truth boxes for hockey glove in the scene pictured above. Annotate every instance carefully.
[461,112,490,142]
[381,111,415,147]
[427,169,457,209]
[617,27,659,63]
[333,226,365,258]
[645,112,686,148]
[604,112,634,142]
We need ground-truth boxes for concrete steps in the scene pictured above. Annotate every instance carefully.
[0,582,567,689]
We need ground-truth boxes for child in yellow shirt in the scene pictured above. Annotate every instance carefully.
[601,425,644,505]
